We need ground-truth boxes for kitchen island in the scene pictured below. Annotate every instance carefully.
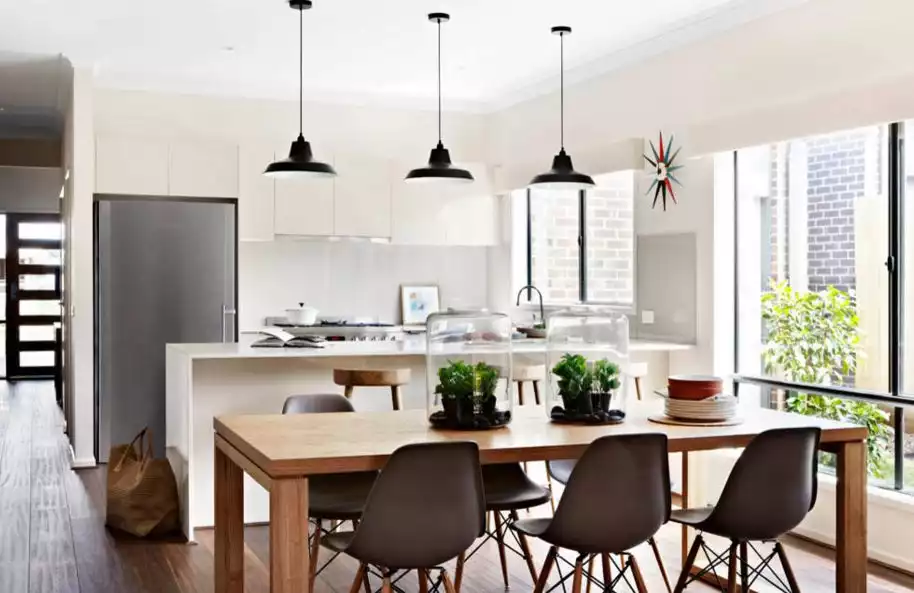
[166,336,693,539]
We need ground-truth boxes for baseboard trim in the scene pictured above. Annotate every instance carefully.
[71,455,97,469]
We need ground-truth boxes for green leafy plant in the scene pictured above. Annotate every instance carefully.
[435,360,475,401]
[552,353,592,404]
[593,359,622,394]
[761,280,891,477]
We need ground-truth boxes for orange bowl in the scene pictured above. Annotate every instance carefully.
[668,375,723,401]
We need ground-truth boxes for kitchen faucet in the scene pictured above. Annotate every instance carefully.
[515,285,545,327]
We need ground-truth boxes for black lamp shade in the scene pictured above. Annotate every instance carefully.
[529,149,595,190]
[405,142,474,184]
[264,135,336,179]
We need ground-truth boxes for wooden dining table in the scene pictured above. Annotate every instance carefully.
[213,402,868,593]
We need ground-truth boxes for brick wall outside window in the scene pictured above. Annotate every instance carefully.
[528,171,635,305]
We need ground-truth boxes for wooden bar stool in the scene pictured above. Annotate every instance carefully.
[333,368,411,411]
[513,363,546,406]
[627,361,649,401]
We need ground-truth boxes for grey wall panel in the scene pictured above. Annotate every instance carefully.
[632,232,697,343]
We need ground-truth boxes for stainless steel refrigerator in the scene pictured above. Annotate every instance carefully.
[95,196,237,461]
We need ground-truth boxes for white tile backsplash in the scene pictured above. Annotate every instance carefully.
[239,241,490,329]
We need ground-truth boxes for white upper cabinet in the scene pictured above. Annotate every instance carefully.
[238,142,276,242]
[392,162,497,246]
[96,134,169,196]
[333,154,392,238]
[273,146,335,236]
[391,172,449,245]
[168,140,239,198]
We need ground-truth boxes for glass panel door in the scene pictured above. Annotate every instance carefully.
[6,213,62,379]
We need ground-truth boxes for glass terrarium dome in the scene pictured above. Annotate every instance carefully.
[545,308,630,424]
[426,309,513,430]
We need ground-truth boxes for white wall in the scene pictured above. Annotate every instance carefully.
[239,241,489,330]
[0,166,61,213]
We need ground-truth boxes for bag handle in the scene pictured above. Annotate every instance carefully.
[112,427,148,472]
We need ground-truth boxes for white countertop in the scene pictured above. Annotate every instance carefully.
[167,336,694,360]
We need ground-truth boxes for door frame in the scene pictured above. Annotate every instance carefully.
[5,213,63,380]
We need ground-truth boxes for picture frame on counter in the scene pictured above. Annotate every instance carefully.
[400,284,440,325]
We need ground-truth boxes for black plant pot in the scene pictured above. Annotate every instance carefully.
[442,396,458,420]
[577,392,594,416]
[481,395,497,417]
[456,397,476,425]
[560,392,577,413]
[594,391,612,414]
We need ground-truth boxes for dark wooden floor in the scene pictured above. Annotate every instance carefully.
[3,381,914,592]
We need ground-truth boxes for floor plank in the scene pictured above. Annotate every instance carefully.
[0,381,912,593]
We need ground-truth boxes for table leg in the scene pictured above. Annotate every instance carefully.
[836,440,867,592]
[680,452,689,567]
[271,476,309,593]
[215,445,245,593]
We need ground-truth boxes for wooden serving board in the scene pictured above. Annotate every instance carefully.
[648,414,744,427]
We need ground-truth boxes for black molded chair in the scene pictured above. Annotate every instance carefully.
[514,434,671,593]
[454,463,552,590]
[546,458,674,593]
[671,427,822,593]
[323,441,486,593]
[282,394,378,592]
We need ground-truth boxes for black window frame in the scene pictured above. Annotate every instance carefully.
[732,121,914,492]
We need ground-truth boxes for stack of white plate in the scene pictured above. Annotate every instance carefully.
[665,395,738,422]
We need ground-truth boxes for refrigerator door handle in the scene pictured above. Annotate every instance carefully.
[222,305,237,343]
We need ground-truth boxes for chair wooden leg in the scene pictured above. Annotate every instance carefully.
[309,519,322,591]
[517,381,525,406]
[739,541,749,592]
[344,384,354,399]
[418,569,429,593]
[349,563,368,593]
[534,547,558,593]
[381,574,393,593]
[630,555,649,593]
[455,552,465,592]
[532,380,541,405]
[726,543,739,593]
[585,555,595,593]
[493,511,510,588]
[510,510,539,584]
[390,385,401,410]
[546,471,556,514]
[634,376,643,401]
[775,541,802,593]
[673,535,702,593]
[649,536,673,593]
[602,554,612,588]
[441,570,457,593]
[571,557,585,593]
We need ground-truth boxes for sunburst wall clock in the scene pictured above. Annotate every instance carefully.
[643,132,683,211]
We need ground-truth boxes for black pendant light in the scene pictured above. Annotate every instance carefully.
[264,0,336,179]
[529,26,594,190]
[405,13,474,184]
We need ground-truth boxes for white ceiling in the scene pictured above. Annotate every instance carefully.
[0,0,803,111]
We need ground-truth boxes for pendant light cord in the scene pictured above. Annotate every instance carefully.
[560,31,564,150]
[437,17,442,144]
[299,4,303,137]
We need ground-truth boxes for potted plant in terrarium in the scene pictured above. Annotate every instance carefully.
[549,354,625,424]
[431,360,510,430]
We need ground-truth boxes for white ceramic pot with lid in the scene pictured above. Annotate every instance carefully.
[286,303,319,326]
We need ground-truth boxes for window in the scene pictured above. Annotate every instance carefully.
[733,123,914,494]
[524,171,636,306]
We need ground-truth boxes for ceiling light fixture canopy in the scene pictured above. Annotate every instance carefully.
[405,13,474,185]
[264,0,336,179]
[529,26,594,191]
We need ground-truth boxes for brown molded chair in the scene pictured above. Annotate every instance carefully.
[323,441,486,593]
[514,434,671,593]
[282,394,378,592]
[670,427,821,593]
